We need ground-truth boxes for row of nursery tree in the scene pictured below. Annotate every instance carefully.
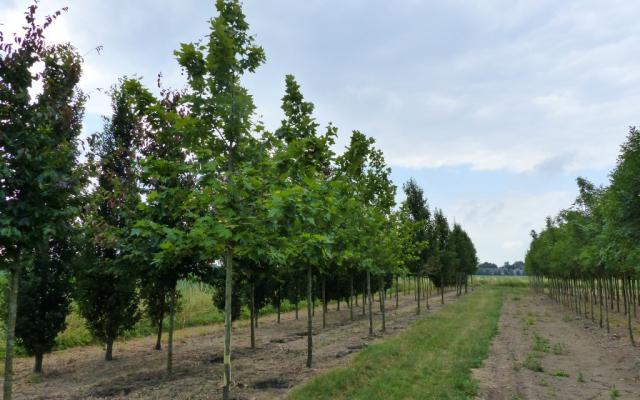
[525,127,640,347]
[0,2,477,399]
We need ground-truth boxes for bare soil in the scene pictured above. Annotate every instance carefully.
[10,289,460,399]
[474,291,640,400]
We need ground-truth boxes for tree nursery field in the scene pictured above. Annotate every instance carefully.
[2,1,640,399]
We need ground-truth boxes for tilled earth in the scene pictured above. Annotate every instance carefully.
[474,291,640,400]
[11,290,460,399]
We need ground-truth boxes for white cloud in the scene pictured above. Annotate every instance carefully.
[445,190,574,262]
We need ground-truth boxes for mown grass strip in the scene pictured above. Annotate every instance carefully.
[288,287,506,400]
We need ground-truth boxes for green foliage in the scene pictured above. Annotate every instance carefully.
[76,80,143,352]
[15,235,74,369]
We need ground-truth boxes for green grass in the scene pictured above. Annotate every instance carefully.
[288,287,507,400]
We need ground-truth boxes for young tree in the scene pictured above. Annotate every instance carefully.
[175,1,265,396]
[77,79,146,361]
[266,74,338,367]
[401,179,430,313]
[0,5,84,397]
[15,231,75,374]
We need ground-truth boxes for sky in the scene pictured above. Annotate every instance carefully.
[1,0,637,264]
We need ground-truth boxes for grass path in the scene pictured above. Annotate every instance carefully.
[288,287,505,400]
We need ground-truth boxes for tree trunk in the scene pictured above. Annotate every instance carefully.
[250,280,255,349]
[34,351,43,374]
[306,266,313,368]
[395,275,399,309]
[379,277,386,333]
[441,272,445,305]
[105,339,114,361]
[362,282,366,316]
[295,301,299,320]
[167,287,176,375]
[625,276,635,346]
[276,290,281,324]
[615,277,620,313]
[416,273,421,315]
[598,277,603,329]
[3,267,20,400]
[223,251,233,400]
[350,274,354,321]
[322,278,327,329]
[605,277,610,333]
[426,277,430,310]
[155,317,163,351]
[367,271,373,335]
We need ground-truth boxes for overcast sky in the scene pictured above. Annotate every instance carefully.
[2,0,636,264]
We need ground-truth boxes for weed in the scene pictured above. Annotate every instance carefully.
[562,315,573,322]
[577,372,585,383]
[551,370,569,378]
[609,386,620,399]
[533,333,550,353]
[523,353,543,372]
[538,378,549,386]
[551,342,568,355]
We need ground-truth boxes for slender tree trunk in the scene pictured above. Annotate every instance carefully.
[426,277,430,310]
[105,339,114,361]
[598,277,603,329]
[277,290,281,324]
[625,276,635,346]
[306,266,313,368]
[609,276,614,310]
[322,278,327,329]
[350,274,354,321]
[155,317,163,351]
[416,273,421,315]
[167,287,176,374]
[362,281,366,316]
[615,277,621,313]
[295,301,299,320]
[379,277,386,332]
[223,251,233,400]
[3,267,20,400]
[441,272,445,305]
[250,280,255,349]
[34,352,43,374]
[605,277,610,333]
[367,271,373,335]
[395,275,399,309]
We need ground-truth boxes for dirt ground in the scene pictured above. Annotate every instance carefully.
[10,289,460,399]
[474,290,640,400]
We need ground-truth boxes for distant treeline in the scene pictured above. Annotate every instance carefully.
[476,261,525,276]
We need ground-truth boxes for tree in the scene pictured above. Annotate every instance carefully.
[77,79,146,361]
[15,231,75,373]
[401,179,430,313]
[0,4,84,397]
[175,1,266,396]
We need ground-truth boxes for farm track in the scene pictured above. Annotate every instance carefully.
[11,289,461,399]
[474,290,640,400]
